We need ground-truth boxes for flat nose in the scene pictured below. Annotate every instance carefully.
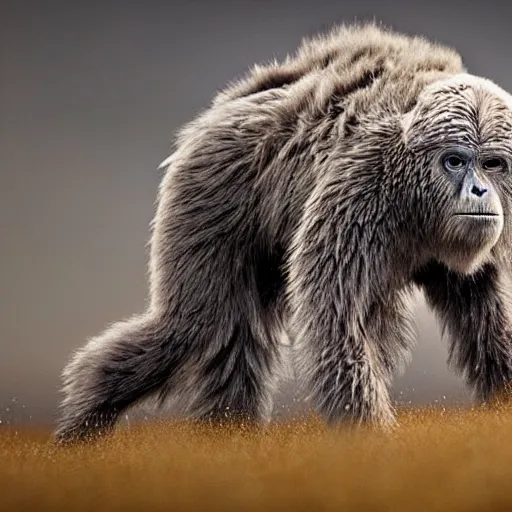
[471,184,488,198]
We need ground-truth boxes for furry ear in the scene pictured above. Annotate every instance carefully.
[400,107,422,152]
[399,94,431,153]
[399,76,449,153]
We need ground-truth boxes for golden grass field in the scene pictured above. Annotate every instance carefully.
[2,404,512,511]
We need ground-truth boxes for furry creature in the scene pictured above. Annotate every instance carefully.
[55,22,512,443]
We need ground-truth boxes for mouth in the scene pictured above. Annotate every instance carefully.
[454,213,500,217]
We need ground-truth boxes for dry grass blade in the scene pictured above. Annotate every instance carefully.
[2,404,512,511]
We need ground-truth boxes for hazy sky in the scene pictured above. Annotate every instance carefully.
[2,0,512,426]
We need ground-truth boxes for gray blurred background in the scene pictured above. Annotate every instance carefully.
[3,0,510,427]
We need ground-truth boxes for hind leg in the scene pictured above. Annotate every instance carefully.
[55,307,281,443]
[54,313,185,443]
[56,238,284,441]
[56,101,289,441]
[182,314,283,426]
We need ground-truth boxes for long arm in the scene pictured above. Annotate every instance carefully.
[414,260,512,402]
[286,165,415,428]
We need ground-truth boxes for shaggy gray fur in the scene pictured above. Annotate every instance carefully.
[55,22,512,442]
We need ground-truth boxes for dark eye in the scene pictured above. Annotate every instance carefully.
[482,157,506,172]
[443,154,467,172]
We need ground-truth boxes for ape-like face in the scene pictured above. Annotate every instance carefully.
[402,74,512,274]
